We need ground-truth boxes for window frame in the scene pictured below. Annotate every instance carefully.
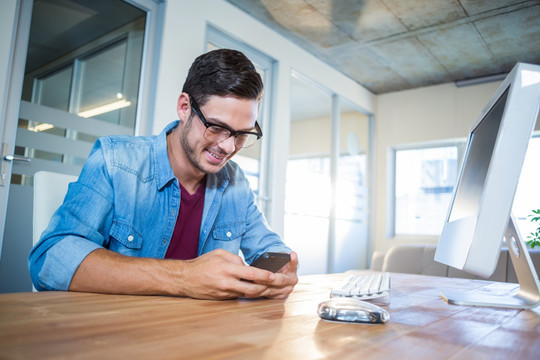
[387,139,467,240]
[514,133,540,241]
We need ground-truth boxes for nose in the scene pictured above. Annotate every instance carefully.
[218,135,236,154]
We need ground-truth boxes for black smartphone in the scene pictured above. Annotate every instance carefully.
[250,252,291,272]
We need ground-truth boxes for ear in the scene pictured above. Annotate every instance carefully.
[176,93,191,121]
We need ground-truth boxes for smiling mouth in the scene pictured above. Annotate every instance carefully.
[206,148,229,164]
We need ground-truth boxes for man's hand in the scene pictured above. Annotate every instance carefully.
[178,250,299,300]
[175,249,272,299]
[245,251,299,300]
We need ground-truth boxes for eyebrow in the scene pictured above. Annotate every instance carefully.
[204,115,257,133]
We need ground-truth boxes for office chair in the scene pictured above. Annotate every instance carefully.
[33,171,78,246]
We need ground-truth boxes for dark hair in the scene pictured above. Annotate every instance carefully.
[182,49,264,107]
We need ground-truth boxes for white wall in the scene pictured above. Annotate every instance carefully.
[151,0,375,236]
[374,81,502,254]
[290,112,370,157]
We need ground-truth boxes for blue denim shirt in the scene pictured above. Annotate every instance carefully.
[28,121,290,291]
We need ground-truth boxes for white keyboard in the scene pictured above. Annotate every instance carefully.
[331,272,391,303]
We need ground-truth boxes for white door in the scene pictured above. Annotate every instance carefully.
[0,0,161,293]
[0,0,32,281]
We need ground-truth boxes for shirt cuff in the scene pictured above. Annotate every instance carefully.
[38,236,102,291]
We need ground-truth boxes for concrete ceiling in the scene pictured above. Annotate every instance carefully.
[225,0,540,94]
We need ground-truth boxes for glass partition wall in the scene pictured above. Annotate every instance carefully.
[334,103,370,273]
[0,0,148,293]
[15,4,145,185]
[205,27,275,219]
[285,74,332,275]
[285,72,371,275]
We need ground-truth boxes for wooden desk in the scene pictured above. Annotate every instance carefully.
[1,272,539,359]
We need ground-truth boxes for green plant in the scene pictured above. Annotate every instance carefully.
[526,209,540,248]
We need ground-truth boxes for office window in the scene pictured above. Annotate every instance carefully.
[514,136,540,240]
[394,144,459,235]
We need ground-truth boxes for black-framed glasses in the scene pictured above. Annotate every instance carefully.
[189,95,263,149]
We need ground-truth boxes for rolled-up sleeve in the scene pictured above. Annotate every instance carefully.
[30,236,103,291]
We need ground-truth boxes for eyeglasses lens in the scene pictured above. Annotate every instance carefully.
[204,126,258,148]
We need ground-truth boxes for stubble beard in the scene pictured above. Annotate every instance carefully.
[180,118,228,175]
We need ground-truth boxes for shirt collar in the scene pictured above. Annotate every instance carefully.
[154,121,179,190]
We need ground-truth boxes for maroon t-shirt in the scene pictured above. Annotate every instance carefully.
[164,178,206,260]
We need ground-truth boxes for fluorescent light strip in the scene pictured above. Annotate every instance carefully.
[78,99,131,118]
[28,123,55,132]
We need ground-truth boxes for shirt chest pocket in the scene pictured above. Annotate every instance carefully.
[212,223,245,242]
[109,220,143,250]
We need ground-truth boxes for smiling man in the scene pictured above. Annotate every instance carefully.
[28,49,298,300]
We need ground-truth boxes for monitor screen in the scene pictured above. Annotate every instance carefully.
[448,89,507,223]
[435,63,540,278]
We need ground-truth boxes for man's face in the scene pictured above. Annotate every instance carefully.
[179,95,259,175]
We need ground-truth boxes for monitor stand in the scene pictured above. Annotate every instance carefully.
[441,215,540,309]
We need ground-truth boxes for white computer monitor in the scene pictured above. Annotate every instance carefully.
[434,62,540,309]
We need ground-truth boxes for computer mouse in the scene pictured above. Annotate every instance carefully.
[317,298,390,324]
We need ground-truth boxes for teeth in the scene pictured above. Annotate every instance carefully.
[208,150,224,160]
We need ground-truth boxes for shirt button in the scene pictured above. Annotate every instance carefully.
[127,235,134,242]
[226,231,232,238]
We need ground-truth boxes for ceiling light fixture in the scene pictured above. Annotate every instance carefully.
[455,73,508,87]
[78,99,131,118]
[28,123,54,132]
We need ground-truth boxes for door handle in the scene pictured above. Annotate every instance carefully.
[1,143,32,186]
[3,155,32,162]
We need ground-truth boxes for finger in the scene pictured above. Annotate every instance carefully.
[238,265,275,284]
[260,282,295,299]
[264,272,295,288]
[212,248,245,265]
[237,280,270,298]
[277,251,299,275]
